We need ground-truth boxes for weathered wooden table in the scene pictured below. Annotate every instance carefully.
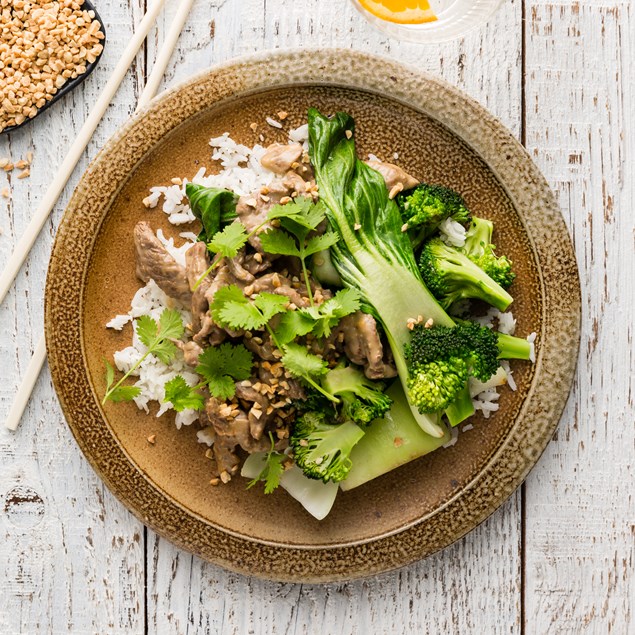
[1,1,633,633]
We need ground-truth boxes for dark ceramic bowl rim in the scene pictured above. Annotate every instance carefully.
[1,0,106,136]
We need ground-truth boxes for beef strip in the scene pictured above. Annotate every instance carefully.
[185,242,210,333]
[192,263,240,346]
[366,160,418,193]
[235,382,272,441]
[243,252,273,276]
[175,340,204,367]
[205,396,287,477]
[335,311,397,379]
[226,250,255,283]
[244,333,278,361]
[134,221,192,304]
[260,143,303,174]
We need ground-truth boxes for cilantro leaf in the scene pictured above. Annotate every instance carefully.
[152,340,179,365]
[298,288,361,338]
[247,433,285,494]
[267,197,320,223]
[208,221,248,259]
[164,376,205,412]
[136,315,158,348]
[135,310,182,363]
[108,385,141,403]
[159,309,185,340]
[274,311,316,346]
[253,293,289,322]
[104,359,115,391]
[197,342,253,400]
[103,308,185,405]
[260,198,338,309]
[281,342,329,381]
[304,231,340,257]
[219,301,264,331]
[259,228,301,257]
[211,285,288,331]
[210,285,264,330]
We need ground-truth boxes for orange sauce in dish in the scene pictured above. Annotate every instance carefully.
[358,0,438,24]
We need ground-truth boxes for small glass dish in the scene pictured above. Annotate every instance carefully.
[1,0,106,135]
[351,0,506,43]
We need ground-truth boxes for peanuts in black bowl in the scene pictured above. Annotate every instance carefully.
[0,0,106,135]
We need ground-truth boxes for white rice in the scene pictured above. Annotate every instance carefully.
[527,332,537,362]
[145,133,275,225]
[266,116,283,129]
[108,277,200,429]
[472,388,501,419]
[288,124,309,152]
[468,308,522,421]
[473,307,517,335]
[499,360,517,391]
[439,217,467,247]
[106,314,131,331]
[288,123,309,143]
[442,425,459,448]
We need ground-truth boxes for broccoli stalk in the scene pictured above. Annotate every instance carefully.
[396,183,471,250]
[463,217,516,289]
[321,364,393,426]
[290,411,365,483]
[419,237,514,311]
[444,383,475,427]
[498,332,532,359]
[308,108,455,438]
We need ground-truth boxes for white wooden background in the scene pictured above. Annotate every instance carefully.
[1,1,633,633]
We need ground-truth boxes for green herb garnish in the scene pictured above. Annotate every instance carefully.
[102,308,184,404]
[246,432,286,494]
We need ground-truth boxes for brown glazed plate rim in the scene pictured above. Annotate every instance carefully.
[45,49,581,582]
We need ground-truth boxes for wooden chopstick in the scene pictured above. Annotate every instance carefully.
[5,337,46,432]
[5,0,195,432]
[137,0,195,110]
[0,0,168,306]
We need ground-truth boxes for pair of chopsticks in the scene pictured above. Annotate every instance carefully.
[4,0,195,431]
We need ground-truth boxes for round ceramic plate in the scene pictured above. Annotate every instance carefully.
[45,50,580,583]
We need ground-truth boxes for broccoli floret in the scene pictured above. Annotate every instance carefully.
[419,237,514,312]
[290,412,365,483]
[321,364,393,426]
[396,183,471,249]
[294,387,337,417]
[407,357,469,413]
[404,321,531,416]
[463,217,516,289]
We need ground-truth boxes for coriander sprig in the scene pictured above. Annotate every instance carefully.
[260,198,339,307]
[246,432,286,494]
[193,196,339,295]
[209,284,360,404]
[102,308,184,404]
[163,342,254,410]
[210,284,289,336]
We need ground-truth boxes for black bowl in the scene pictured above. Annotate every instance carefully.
[1,0,106,135]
